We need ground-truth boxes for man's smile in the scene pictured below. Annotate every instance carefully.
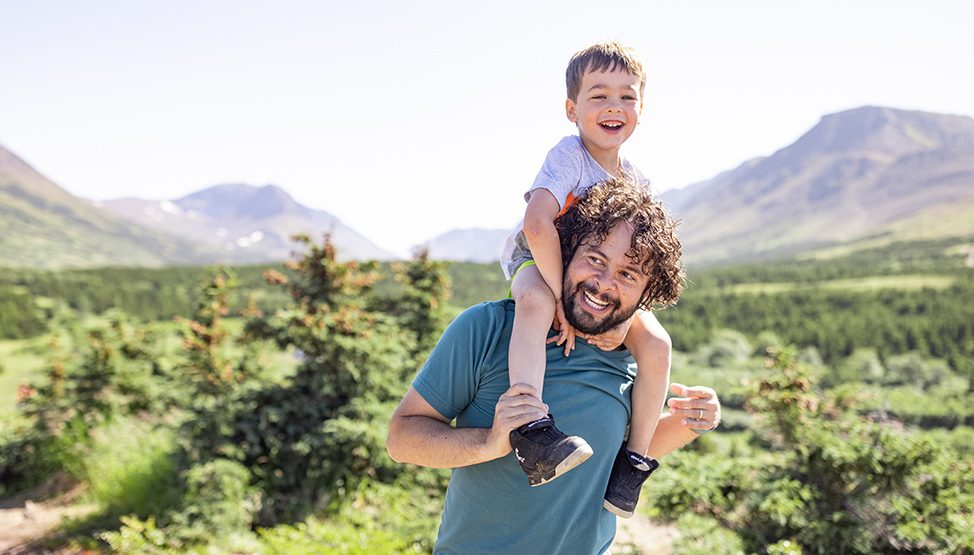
[577,282,619,314]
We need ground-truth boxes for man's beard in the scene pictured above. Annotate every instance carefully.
[562,278,640,336]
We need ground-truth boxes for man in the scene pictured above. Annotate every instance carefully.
[386,178,721,554]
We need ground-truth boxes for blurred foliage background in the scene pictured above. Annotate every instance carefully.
[0,235,971,554]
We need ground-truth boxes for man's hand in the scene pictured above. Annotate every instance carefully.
[666,383,721,432]
[486,384,550,459]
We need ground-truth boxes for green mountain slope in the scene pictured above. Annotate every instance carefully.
[0,144,237,269]
[662,106,974,264]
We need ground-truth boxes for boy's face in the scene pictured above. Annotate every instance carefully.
[566,68,643,163]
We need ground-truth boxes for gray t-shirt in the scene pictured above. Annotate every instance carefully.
[500,136,649,279]
[412,300,636,554]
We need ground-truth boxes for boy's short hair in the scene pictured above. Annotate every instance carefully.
[566,41,646,101]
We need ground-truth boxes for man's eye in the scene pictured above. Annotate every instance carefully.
[620,271,637,283]
[589,256,604,267]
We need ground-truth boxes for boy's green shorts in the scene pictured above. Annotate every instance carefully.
[507,260,537,297]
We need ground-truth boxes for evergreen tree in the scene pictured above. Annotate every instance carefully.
[651,349,974,554]
[200,235,416,523]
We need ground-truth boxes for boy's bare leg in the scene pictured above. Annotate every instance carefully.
[509,264,556,399]
[603,310,671,516]
[623,310,671,456]
[508,264,593,486]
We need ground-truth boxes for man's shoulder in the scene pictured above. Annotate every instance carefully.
[452,299,515,331]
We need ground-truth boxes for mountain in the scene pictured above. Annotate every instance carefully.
[418,228,511,262]
[660,106,974,264]
[0,144,235,269]
[99,184,396,262]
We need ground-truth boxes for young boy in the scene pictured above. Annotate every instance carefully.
[500,41,671,518]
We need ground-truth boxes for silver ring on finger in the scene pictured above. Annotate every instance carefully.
[697,409,704,420]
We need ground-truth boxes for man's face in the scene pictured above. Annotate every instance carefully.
[562,224,652,335]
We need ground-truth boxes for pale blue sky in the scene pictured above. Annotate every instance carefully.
[2,1,971,255]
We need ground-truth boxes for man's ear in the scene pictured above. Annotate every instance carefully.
[566,98,577,123]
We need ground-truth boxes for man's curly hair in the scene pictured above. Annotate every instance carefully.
[555,178,684,309]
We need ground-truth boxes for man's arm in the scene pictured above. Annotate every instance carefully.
[386,384,548,468]
[648,383,721,459]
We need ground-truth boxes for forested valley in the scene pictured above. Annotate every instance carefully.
[1,235,971,554]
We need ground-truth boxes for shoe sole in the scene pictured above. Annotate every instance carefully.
[530,443,594,487]
[602,499,634,518]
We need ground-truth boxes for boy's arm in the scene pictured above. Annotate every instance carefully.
[386,384,548,468]
[523,189,575,350]
[523,189,565,297]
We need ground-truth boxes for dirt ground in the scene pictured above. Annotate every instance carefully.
[0,481,96,555]
[611,512,679,554]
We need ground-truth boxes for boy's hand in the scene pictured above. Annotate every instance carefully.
[546,300,576,356]
[578,317,632,351]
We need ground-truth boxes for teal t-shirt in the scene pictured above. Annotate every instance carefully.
[412,300,637,555]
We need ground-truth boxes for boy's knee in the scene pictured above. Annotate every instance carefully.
[647,326,672,350]
[631,313,672,352]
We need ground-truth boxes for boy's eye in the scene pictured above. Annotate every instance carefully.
[591,95,606,100]
[623,95,637,101]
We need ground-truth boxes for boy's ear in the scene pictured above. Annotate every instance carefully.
[565,98,577,123]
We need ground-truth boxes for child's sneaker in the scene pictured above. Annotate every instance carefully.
[509,414,593,486]
[603,444,660,518]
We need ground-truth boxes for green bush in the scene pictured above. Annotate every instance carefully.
[100,459,259,553]
[167,460,258,544]
[669,513,745,555]
[181,239,448,524]
[650,349,974,554]
[0,420,56,496]
[79,418,180,517]
[259,479,443,554]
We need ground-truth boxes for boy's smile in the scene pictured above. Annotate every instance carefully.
[565,68,643,173]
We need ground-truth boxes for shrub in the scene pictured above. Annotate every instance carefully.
[650,349,974,554]
[183,238,442,524]
[81,419,179,517]
[258,479,443,554]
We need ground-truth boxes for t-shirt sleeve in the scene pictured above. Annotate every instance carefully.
[411,303,498,421]
[623,162,654,195]
[525,138,583,209]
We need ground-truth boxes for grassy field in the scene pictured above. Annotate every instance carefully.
[0,337,49,419]
[803,224,974,261]
[720,273,956,295]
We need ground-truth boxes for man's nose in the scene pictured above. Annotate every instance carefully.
[593,271,617,291]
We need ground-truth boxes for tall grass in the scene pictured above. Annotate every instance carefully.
[71,417,181,517]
